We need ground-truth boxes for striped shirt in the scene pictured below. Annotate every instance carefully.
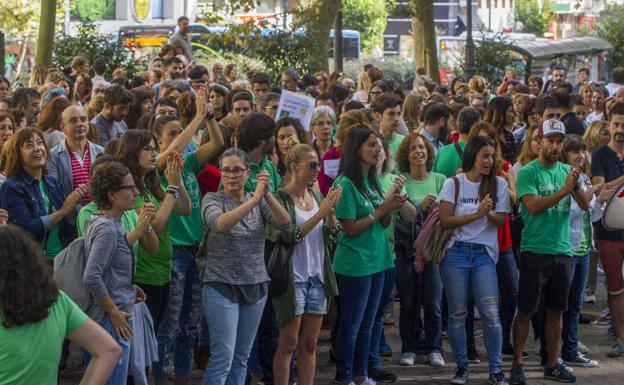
[69,143,91,204]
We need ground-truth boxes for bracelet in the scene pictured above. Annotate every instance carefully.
[205,111,215,121]
[368,213,376,223]
[168,185,180,190]
[146,225,153,233]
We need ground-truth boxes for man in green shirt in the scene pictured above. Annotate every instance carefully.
[510,119,589,384]
[432,106,481,177]
[374,94,405,170]
[237,112,282,192]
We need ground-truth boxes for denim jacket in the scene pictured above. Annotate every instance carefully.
[0,171,77,246]
[47,140,104,199]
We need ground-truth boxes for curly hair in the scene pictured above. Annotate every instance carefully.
[0,225,59,328]
[90,161,131,210]
[396,132,435,173]
[175,92,196,127]
[116,129,164,200]
[336,109,373,147]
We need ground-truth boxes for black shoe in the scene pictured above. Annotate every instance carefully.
[368,368,397,383]
[544,362,576,382]
[502,346,529,359]
[579,313,592,325]
[467,345,480,363]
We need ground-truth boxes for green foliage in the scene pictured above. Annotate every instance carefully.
[70,0,116,21]
[199,24,315,85]
[513,0,553,37]
[53,21,146,76]
[472,33,515,93]
[0,0,39,38]
[595,4,624,68]
[342,0,394,53]
[343,56,415,90]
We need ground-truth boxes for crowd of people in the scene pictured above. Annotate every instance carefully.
[1,18,624,385]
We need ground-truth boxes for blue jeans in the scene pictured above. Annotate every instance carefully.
[496,248,519,349]
[153,246,201,381]
[335,271,384,381]
[369,267,396,370]
[440,241,503,374]
[201,285,267,385]
[562,254,590,360]
[84,315,132,385]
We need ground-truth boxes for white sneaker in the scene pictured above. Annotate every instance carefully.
[361,377,377,385]
[584,294,596,303]
[400,352,416,366]
[428,351,445,367]
[578,341,589,354]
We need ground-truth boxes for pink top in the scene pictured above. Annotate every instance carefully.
[318,146,341,196]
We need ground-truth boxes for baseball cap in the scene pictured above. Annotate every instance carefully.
[537,119,566,138]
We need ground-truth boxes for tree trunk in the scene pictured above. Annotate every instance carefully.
[411,0,440,83]
[299,0,341,72]
[35,0,57,66]
[13,38,29,82]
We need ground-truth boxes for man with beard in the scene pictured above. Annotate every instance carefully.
[48,106,104,205]
[591,102,624,357]
[169,16,193,62]
[91,85,133,146]
[420,102,451,154]
[11,87,40,129]
[510,119,589,384]
[586,86,609,125]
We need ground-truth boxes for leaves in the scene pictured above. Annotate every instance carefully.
[513,0,554,37]
[595,4,624,69]
[0,0,39,37]
[342,0,394,53]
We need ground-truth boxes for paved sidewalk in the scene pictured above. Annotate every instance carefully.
[60,277,624,384]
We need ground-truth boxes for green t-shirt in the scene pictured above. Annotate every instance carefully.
[135,191,173,286]
[517,159,572,255]
[0,291,87,385]
[387,133,405,171]
[161,152,204,246]
[401,171,447,203]
[574,211,592,257]
[39,180,62,260]
[246,156,282,193]
[379,172,398,259]
[432,142,465,178]
[76,202,139,257]
[332,174,394,276]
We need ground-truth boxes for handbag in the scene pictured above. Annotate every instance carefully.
[264,190,296,297]
[413,176,459,265]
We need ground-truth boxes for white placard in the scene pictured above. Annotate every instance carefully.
[275,90,316,131]
[323,159,340,178]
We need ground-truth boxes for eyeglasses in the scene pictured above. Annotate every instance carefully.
[305,161,321,171]
[143,146,159,154]
[264,105,279,111]
[221,167,247,177]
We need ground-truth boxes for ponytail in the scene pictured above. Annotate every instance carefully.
[281,136,316,187]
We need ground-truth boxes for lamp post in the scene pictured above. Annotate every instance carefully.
[464,0,477,81]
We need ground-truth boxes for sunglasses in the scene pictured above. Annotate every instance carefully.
[305,161,321,171]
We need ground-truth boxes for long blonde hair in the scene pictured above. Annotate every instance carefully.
[517,125,540,166]
[583,120,609,153]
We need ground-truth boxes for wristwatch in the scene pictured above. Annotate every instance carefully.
[167,186,180,200]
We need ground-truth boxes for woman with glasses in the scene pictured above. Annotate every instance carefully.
[116,129,191,332]
[200,147,290,385]
[0,128,87,261]
[311,106,336,160]
[270,138,341,385]
[332,126,407,385]
[367,80,391,108]
[83,161,156,385]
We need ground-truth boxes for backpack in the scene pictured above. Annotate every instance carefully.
[53,236,94,312]
[413,176,459,266]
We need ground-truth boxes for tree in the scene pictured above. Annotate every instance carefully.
[595,4,624,69]
[35,0,57,66]
[342,0,394,53]
[0,0,39,78]
[513,0,553,37]
[472,33,514,93]
[410,0,440,83]
[296,0,341,72]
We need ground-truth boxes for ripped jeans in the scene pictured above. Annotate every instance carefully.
[152,245,202,381]
[440,241,503,374]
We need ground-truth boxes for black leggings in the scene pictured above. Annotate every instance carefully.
[137,282,170,333]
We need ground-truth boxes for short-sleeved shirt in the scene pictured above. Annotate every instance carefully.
[433,142,465,178]
[402,171,447,202]
[160,152,204,246]
[39,180,62,259]
[91,114,128,146]
[591,144,624,241]
[332,175,394,277]
[246,156,282,193]
[439,173,510,262]
[386,133,405,170]
[134,191,173,286]
[0,291,87,385]
[517,159,572,255]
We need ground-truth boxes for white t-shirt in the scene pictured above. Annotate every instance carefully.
[292,199,325,283]
[438,173,510,261]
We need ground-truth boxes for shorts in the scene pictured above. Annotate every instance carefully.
[518,251,572,313]
[294,276,328,316]
[597,240,624,295]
